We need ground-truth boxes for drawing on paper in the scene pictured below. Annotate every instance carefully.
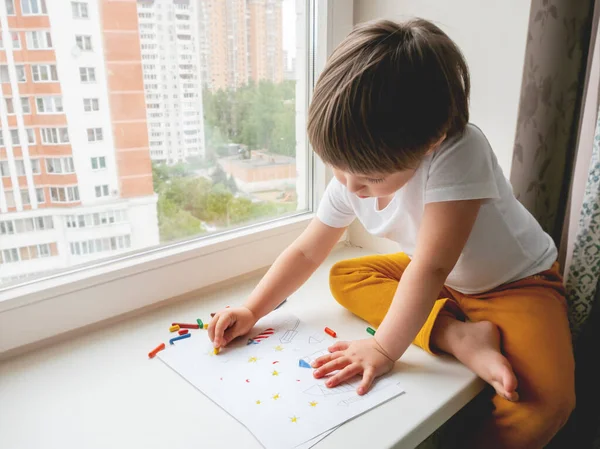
[280,319,300,344]
[248,356,258,363]
[290,416,299,423]
[274,345,284,352]
[303,382,354,396]
[308,333,325,344]
[309,401,318,407]
[272,370,280,376]
[247,328,275,345]
[272,393,280,400]
[301,349,328,366]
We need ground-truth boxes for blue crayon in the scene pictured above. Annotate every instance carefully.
[170,333,191,345]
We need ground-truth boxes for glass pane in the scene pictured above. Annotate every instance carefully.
[1,0,309,287]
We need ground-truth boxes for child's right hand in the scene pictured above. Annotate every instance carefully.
[208,306,257,348]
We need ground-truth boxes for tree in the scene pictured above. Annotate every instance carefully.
[211,164,229,186]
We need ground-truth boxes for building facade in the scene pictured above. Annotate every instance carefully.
[137,0,206,164]
[0,0,159,284]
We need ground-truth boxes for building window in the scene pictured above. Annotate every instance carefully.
[5,97,31,115]
[70,235,131,256]
[5,0,15,15]
[21,189,31,205]
[41,128,70,145]
[21,0,47,15]
[65,210,127,229]
[0,65,25,83]
[95,184,109,198]
[75,35,92,51]
[79,67,96,83]
[11,129,36,146]
[36,96,63,114]
[36,188,45,203]
[5,190,15,207]
[86,128,103,142]
[31,64,58,82]
[71,1,88,19]
[50,186,79,203]
[91,156,106,170]
[83,98,99,112]
[25,31,53,50]
[2,248,19,263]
[31,159,40,174]
[0,160,9,177]
[46,157,75,174]
[0,31,21,50]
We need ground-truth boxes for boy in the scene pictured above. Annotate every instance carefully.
[208,18,574,448]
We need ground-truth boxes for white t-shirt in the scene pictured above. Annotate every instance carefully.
[317,123,557,294]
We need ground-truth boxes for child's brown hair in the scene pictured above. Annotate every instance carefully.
[307,18,470,174]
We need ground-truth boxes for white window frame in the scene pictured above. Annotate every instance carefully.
[83,98,99,112]
[25,30,52,50]
[0,0,348,356]
[21,0,47,16]
[46,156,74,174]
[75,35,92,51]
[41,127,69,145]
[91,156,106,170]
[31,64,58,82]
[71,1,88,19]
[79,67,96,83]
[0,31,20,50]
[36,95,63,114]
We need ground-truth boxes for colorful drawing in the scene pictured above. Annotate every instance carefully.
[272,361,280,364]
[309,401,318,407]
[280,319,300,343]
[290,416,299,423]
[256,400,261,405]
[301,349,329,366]
[272,393,280,400]
[272,370,280,376]
[274,345,284,351]
[247,328,275,345]
[298,359,311,368]
[248,356,258,363]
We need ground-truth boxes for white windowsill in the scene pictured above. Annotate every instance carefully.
[0,246,483,449]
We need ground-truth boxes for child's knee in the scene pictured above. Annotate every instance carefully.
[329,260,356,304]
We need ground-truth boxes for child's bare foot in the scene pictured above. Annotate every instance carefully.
[437,320,519,402]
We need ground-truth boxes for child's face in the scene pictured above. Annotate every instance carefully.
[332,167,418,199]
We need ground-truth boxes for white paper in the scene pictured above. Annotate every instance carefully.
[159,312,405,449]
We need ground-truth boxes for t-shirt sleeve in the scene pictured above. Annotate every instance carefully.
[316,177,356,228]
[425,124,500,203]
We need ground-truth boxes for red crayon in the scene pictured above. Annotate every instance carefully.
[172,323,200,329]
[178,329,189,335]
[324,327,337,338]
[148,343,166,358]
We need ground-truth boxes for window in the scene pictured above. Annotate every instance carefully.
[31,159,41,174]
[95,184,109,198]
[83,98,99,112]
[65,210,127,229]
[79,67,96,83]
[87,128,103,142]
[10,130,19,146]
[46,157,75,174]
[0,32,21,50]
[21,189,30,205]
[0,0,315,351]
[21,0,47,15]
[0,160,9,177]
[2,248,19,263]
[75,35,92,51]
[11,129,36,146]
[71,1,88,19]
[5,190,15,207]
[5,0,15,15]
[41,127,69,144]
[91,156,106,170]
[70,235,131,256]
[36,96,63,114]
[7,97,31,114]
[25,31,52,50]
[31,64,58,82]
[36,188,45,203]
[0,65,25,83]
[50,186,79,203]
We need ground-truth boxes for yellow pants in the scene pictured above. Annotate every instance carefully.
[329,253,575,449]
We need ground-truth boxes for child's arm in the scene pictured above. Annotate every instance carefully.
[209,218,346,348]
[313,199,482,394]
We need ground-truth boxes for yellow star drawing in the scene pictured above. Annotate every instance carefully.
[272,370,280,376]
[248,356,258,363]
[274,345,284,351]
[290,416,299,423]
[255,400,261,405]
[272,393,280,400]
[309,401,318,407]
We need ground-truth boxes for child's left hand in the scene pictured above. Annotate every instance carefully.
[311,338,395,395]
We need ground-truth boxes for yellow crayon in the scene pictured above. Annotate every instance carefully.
[204,324,209,330]
[169,324,180,332]
[214,347,220,355]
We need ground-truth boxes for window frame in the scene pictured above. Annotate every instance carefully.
[0,0,348,356]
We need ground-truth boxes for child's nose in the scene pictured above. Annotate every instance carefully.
[346,178,363,193]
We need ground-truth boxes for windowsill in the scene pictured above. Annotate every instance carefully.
[0,246,483,449]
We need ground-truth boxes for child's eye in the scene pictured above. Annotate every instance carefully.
[367,178,384,184]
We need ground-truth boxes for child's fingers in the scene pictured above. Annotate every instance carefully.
[213,314,234,347]
[207,314,219,342]
[311,351,343,368]
[328,341,349,353]
[221,326,239,347]
[313,356,350,378]
[357,367,375,395]
[325,363,362,388]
